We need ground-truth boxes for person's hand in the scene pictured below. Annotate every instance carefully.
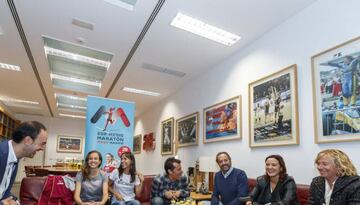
[245,201,253,205]
[114,192,124,201]
[173,191,181,199]
[164,191,174,199]
[1,197,17,205]
[137,172,144,183]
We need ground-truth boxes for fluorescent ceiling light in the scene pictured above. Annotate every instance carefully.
[59,113,86,119]
[0,62,21,71]
[122,87,160,96]
[57,102,87,110]
[170,12,241,46]
[51,73,102,87]
[45,47,110,69]
[55,93,87,101]
[0,96,39,105]
[103,0,137,11]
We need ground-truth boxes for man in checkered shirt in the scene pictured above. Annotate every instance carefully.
[151,157,189,205]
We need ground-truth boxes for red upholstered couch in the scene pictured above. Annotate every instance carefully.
[19,176,309,205]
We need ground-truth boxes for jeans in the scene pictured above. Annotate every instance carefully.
[151,197,169,205]
[111,199,141,205]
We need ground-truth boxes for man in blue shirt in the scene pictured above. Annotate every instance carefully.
[151,157,189,205]
[211,152,248,205]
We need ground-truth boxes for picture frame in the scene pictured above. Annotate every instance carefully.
[56,135,83,153]
[248,64,299,147]
[176,112,199,147]
[312,36,360,143]
[161,117,174,155]
[203,96,241,143]
[133,134,142,154]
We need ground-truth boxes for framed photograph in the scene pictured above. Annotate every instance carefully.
[133,134,142,154]
[203,96,241,143]
[248,64,299,147]
[176,112,199,147]
[57,135,83,153]
[161,117,174,155]
[312,36,360,143]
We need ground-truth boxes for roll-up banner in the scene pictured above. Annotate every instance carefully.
[85,96,135,166]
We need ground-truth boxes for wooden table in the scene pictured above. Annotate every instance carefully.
[190,191,212,204]
[47,167,80,177]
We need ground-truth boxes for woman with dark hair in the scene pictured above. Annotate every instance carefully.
[109,152,144,205]
[74,150,109,205]
[246,155,299,205]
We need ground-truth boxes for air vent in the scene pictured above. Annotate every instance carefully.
[72,18,94,31]
[142,63,186,78]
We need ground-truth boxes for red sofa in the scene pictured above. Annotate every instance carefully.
[20,176,309,205]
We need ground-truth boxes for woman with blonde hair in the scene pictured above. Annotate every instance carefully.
[308,149,360,205]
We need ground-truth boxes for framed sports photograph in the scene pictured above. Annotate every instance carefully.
[203,96,241,143]
[176,112,199,147]
[312,36,360,143]
[57,135,83,153]
[133,134,142,154]
[161,117,174,155]
[249,64,299,147]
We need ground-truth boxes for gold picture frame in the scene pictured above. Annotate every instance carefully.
[57,135,83,153]
[248,64,299,147]
[176,112,199,147]
[203,96,241,143]
[161,117,174,155]
[312,36,360,143]
[133,134,142,154]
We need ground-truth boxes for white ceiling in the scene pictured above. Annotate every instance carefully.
[0,0,317,118]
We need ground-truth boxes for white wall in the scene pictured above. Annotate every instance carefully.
[134,0,360,184]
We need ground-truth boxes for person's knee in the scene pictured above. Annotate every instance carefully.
[151,197,164,205]
[127,200,141,205]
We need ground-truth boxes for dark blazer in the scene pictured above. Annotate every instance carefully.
[249,175,299,205]
[0,140,19,204]
[308,175,360,205]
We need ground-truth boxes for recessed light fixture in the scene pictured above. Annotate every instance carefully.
[55,93,87,101]
[45,47,110,70]
[0,96,39,105]
[59,113,86,119]
[122,87,160,97]
[57,103,87,110]
[0,62,21,71]
[50,73,102,87]
[103,0,137,11]
[170,12,241,46]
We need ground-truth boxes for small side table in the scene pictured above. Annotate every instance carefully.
[190,191,212,204]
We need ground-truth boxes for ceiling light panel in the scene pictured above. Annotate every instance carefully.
[43,36,113,94]
[59,113,86,119]
[122,87,160,96]
[170,12,241,46]
[142,63,186,78]
[103,0,138,11]
[0,62,21,71]
[55,93,87,113]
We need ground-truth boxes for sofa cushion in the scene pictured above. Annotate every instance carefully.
[136,175,155,203]
[20,176,47,205]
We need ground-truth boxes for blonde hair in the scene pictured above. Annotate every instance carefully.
[315,149,357,177]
